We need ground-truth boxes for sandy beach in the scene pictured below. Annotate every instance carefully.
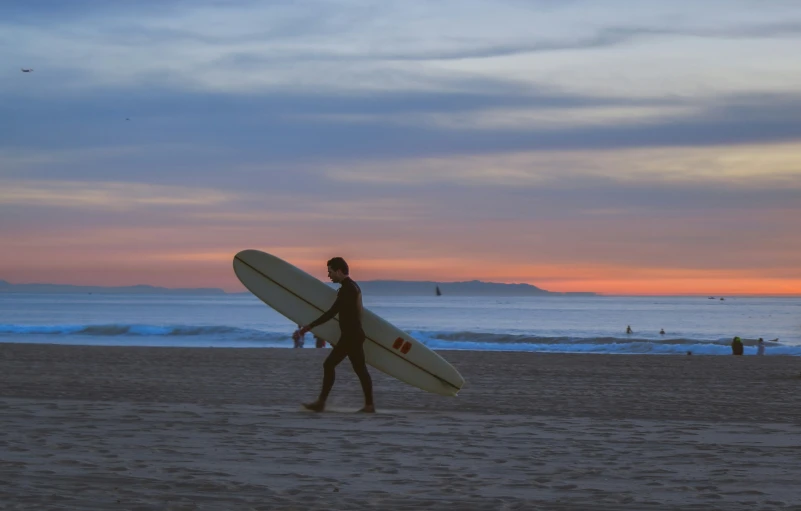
[1,344,800,510]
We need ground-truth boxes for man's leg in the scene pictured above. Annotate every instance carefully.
[347,341,374,412]
[303,341,348,411]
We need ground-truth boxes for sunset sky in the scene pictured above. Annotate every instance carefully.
[2,0,801,295]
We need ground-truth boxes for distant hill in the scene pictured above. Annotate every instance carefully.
[0,279,596,297]
[358,280,596,296]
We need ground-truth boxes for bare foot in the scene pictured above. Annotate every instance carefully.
[302,400,325,412]
[358,404,376,413]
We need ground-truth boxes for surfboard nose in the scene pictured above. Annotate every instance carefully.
[234,249,281,268]
[234,249,260,261]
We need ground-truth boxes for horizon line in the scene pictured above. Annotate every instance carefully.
[2,279,801,298]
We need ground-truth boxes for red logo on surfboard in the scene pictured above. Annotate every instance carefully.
[392,337,411,354]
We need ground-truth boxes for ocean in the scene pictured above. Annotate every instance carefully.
[1,293,799,356]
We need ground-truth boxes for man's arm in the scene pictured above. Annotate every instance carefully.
[300,291,342,334]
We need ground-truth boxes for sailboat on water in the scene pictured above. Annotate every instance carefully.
[435,285,442,296]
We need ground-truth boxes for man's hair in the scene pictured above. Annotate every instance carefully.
[327,257,349,275]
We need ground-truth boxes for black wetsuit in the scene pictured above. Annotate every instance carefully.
[307,277,373,405]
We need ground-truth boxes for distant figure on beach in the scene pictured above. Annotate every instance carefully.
[626,325,633,334]
[660,329,665,335]
[314,335,326,349]
[292,325,305,348]
[731,336,743,356]
[298,257,374,413]
[757,338,765,356]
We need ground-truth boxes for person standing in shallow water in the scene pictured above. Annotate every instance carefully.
[731,336,744,356]
[298,257,375,413]
[292,324,305,348]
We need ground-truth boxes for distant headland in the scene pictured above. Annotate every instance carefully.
[357,280,596,296]
[0,279,596,297]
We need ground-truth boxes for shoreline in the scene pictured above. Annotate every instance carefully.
[0,340,796,356]
[2,343,800,510]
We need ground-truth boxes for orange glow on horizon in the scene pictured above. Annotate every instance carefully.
[2,254,799,297]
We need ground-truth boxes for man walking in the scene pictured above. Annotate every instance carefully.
[298,257,375,413]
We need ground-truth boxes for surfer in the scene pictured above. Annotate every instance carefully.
[626,325,633,334]
[298,257,375,413]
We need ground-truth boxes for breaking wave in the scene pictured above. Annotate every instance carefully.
[411,331,795,356]
[0,324,796,355]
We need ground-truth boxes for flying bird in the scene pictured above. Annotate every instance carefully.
[21,68,33,72]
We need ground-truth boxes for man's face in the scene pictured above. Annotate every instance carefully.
[327,266,344,283]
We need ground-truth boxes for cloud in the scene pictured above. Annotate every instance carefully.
[216,21,801,64]
[319,142,801,189]
[4,0,801,97]
[4,84,801,168]
[0,180,234,210]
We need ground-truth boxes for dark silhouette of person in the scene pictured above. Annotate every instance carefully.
[731,336,744,356]
[298,257,374,413]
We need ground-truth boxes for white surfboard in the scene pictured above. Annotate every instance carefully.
[233,250,464,396]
